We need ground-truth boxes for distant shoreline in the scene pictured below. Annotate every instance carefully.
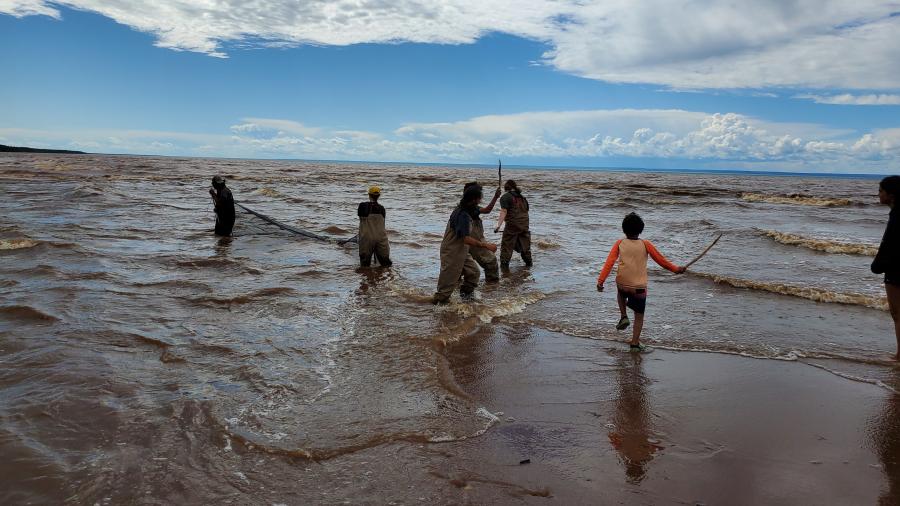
[1,144,885,179]
[0,144,87,155]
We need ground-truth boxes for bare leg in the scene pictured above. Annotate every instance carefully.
[887,283,900,360]
[631,313,645,346]
[617,290,628,319]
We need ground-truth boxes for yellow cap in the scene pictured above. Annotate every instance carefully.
[368,185,382,195]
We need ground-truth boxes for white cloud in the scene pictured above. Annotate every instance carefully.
[2,1,900,89]
[795,93,900,105]
[2,110,897,171]
[0,0,59,17]
[230,118,320,137]
[545,2,900,89]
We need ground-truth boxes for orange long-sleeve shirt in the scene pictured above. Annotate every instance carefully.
[596,238,680,289]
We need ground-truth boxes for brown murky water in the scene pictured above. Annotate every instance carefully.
[1,153,898,504]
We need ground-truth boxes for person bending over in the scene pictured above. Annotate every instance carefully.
[596,213,685,352]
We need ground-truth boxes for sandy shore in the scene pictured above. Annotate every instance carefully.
[436,324,898,505]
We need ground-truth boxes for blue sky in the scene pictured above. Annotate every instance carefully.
[1,1,899,172]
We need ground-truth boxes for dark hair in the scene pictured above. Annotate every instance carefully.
[464,181,480,192]
[460,185,483,207]
[622,212,644,238]
[880,176,900,197]
[504,180,519,192]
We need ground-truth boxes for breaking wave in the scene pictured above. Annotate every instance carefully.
[253,187,283,198]
[694,273,887,310]
[741,192,853,207]
[0,305,59,322]
[449,291,546,323]
[0,238,39,250]
[535,239,561,250]
[759,229,878,256]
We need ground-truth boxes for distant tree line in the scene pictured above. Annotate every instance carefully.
[0,144,86,154]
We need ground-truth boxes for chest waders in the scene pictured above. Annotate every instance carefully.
[214,190,235,237]
[500,194,532,268]
[433,211,480,304]
[358,207,392,267]
[468,216,499,282]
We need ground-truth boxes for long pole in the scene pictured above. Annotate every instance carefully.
[684,233,723,270]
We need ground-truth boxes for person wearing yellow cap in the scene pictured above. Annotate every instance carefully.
[357,185,392,267]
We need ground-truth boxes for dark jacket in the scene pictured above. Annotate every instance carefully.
[872,207,899,277]
[357,201,386,218]
[214,187,235,221]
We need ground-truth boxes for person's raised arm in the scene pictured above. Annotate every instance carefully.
[645,240,685,274]
[596,240,622,291]
[481,188,501,214]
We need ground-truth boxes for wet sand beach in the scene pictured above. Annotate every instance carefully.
[447,326,898,505]
[2,153,898,504]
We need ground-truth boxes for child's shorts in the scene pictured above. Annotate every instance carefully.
[618,287,647,314]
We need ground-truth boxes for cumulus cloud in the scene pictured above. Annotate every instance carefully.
[0,0,58,17]
[795,93,900,105]
[2,0,900,89]
[393,110,854,161]
[230,118,320,137]
[3,109,896,171]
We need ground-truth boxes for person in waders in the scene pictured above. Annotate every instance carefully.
[463,181,502,282]
[357,186,392,267]
[209,175,235,236]
[432,185,497,304]
[494,180,532,269]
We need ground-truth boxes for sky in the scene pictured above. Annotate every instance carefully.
[1,1,899,173]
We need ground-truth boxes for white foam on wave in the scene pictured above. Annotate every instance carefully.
[449,291,546,323]
[534,320,814,362]
[802,361,899,394]
[0,238,39,250]
[427,407,501,443]
[531,320,900,394]
[758,229,878,256]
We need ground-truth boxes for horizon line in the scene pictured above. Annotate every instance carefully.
[2,144,886,179]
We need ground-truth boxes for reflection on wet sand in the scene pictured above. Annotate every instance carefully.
[874,369,900,505]
[608,354,663,484]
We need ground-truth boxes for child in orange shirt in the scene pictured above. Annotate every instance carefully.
[596,213,685,352]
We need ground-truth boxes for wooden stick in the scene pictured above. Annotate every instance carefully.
[684,233,723,270]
